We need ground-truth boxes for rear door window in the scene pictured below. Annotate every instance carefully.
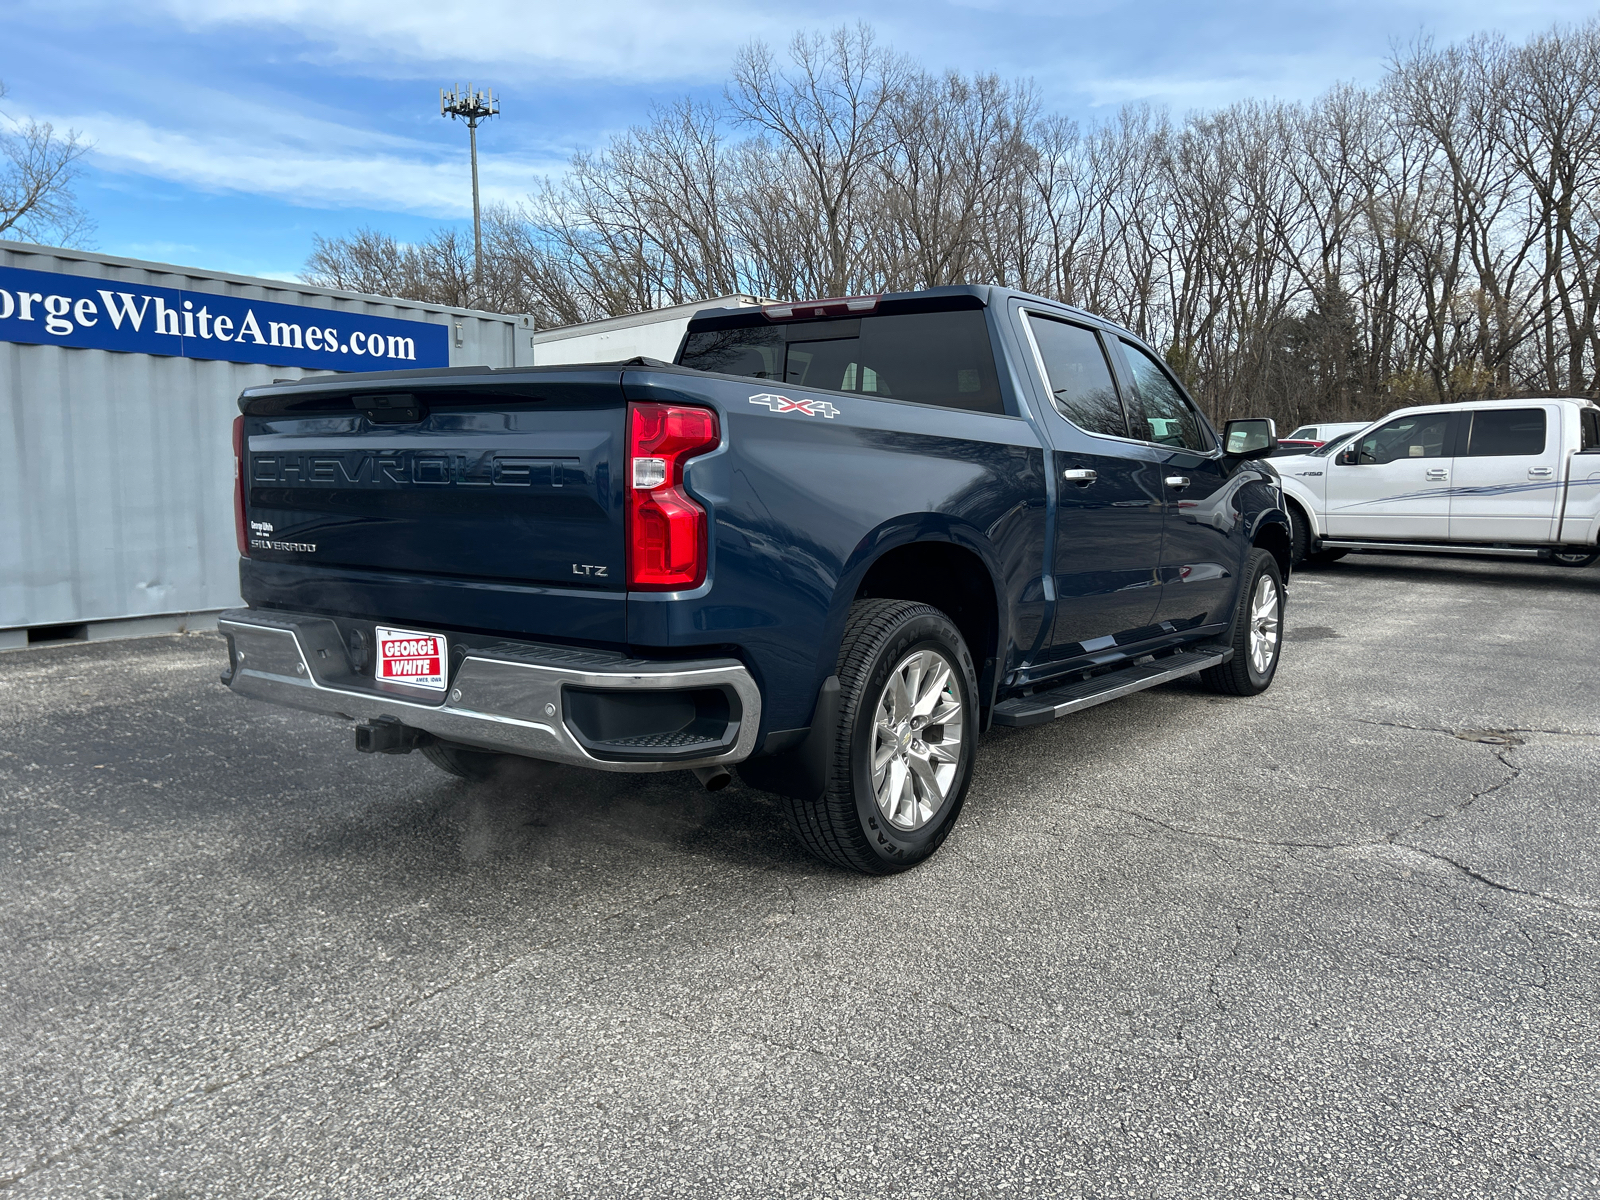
[1117,340,1212,451]
[679,309,1004,414]
[1463,409,1547,457]
[1024,315,1127,439]
[1582,408,1600,451]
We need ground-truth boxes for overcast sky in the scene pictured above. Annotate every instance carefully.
[5,0,1595,280]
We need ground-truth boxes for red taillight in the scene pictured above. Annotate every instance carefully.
[233,415,249,558]
[627,403,720,590]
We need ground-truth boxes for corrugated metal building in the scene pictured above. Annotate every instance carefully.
[0,240,529,649]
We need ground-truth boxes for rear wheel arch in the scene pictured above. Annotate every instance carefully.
[1252,513,1293,580]
[851,536,1002,721]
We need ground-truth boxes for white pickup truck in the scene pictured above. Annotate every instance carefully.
[1277,397,1600,568]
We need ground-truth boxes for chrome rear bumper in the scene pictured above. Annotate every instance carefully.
[217,609,761,772]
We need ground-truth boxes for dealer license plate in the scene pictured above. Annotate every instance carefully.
[374,626,449,690]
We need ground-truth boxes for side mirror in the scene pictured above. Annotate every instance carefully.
[1223,418,1277,459]
[1337,446,1359,466]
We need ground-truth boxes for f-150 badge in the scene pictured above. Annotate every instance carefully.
[749,393,839,418]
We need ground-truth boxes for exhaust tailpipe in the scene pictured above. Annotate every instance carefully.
[693,765,732,792]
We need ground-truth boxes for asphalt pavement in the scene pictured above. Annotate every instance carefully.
[2,552,1598,1198]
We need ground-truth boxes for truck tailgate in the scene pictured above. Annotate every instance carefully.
[240,372,626,597]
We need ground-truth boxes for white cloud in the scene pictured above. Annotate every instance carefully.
[1072,51,1389,113]
[118,239,204,259]
[116,0,816,83]
[55,105,560,216]
[31,0,1600,223]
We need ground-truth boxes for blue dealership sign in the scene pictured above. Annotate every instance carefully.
[0,264,449,371]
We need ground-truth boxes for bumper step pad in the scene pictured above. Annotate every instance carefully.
[992,649,1228,728]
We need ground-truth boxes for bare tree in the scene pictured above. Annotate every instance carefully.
[0,82,93,247]
[1495,21,1600,393]
[303,226,473,307]
[875,71,1036,290]
[306,17,1600,421]
[727,24,907,296]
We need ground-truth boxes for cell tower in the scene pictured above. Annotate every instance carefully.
[440,84,500,301]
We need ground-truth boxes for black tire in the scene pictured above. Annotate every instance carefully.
[1288,504,1312,566]
[1289,504,1347,565]
[780,599,979,875]
[1200,548,1285,697]
[421,739,508,780]
[1551,549,1600,568]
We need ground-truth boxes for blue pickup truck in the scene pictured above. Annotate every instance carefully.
[220,286,1291,873]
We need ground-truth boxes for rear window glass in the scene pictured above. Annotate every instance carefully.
[1464,408,1546,457]
[679,310,1004,414]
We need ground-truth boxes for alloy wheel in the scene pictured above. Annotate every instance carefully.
[1249,575,1281,675]
[870,649,965,831]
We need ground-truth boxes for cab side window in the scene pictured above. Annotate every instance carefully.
[1026,315,1128,439]
[1463,409,1546,457]
[1118,339,1211,451]
[1355,413,1450,464]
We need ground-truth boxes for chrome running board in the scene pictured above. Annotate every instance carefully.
[991,648,1229,728]
[1319,540,1544,558]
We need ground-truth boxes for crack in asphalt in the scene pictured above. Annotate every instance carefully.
[0,941,550,1190]
[1086,805,1355,851]
[1088,805,1600,917]
[1355,716,1456,736]
[935,998,1024,1038]
[1238,699,1599,741]
[0,880,714,1191]
[1174,895,1266,1053]
[1091,708,1600,917]
[1408,746,1522,834]
[1205,918,1248,1015]
[1394,846,1600,915]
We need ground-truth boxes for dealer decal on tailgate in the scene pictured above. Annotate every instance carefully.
[374,626,448,690]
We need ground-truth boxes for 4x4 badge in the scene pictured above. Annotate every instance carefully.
[749,393,839,418]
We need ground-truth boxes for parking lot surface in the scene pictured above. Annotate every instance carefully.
[2,553,1598,1198]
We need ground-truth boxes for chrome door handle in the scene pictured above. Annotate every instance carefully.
[1062,469,1097,484]
[1424,468,1448,481]
[1528,466,1554,479]
[1164,476,1190,489]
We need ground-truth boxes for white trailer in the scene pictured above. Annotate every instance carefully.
[528,295,763,366]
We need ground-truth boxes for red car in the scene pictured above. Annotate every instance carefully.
[1274,421,1369,455]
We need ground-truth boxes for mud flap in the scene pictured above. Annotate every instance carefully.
[736,675,840,802]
